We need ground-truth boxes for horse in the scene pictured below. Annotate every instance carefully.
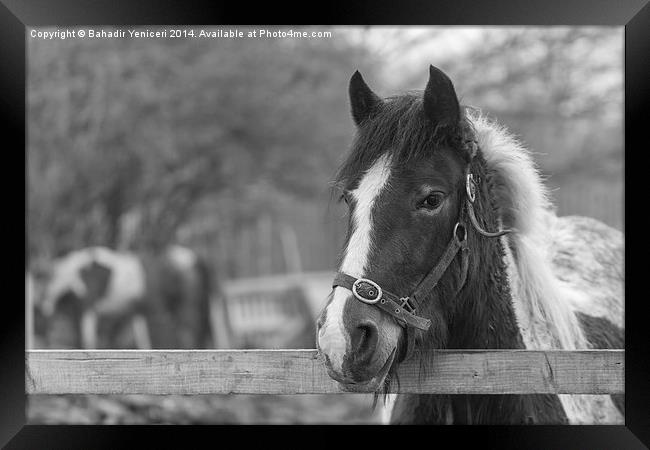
[35,245,227,349]
[315,66,624,424]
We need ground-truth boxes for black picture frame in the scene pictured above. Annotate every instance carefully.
[3,0,648,447]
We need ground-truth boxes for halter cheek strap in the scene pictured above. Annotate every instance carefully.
[398,222,470,362]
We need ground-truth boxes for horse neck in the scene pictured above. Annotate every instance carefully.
[447,160,524,350]
[398,161,567,425]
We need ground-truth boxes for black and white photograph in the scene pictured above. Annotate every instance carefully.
[24,25,625,425]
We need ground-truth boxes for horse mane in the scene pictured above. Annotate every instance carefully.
[467,108,588,350]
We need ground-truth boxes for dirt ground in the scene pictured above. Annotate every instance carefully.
[28,393,384,425]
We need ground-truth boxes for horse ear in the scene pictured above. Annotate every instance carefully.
[349,70,381,126]
[423,65,461,128]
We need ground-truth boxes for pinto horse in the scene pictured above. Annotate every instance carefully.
[316,66,624,424]
[37,245,225,349]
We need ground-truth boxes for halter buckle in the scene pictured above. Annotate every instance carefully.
[399,297,416,314]
[352,278,383,304]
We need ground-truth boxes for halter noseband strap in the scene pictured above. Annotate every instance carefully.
[332,138,514,362]
[333,221,468,331]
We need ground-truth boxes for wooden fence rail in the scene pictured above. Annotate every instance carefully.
[26,349,623,395]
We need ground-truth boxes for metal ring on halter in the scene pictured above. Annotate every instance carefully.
[454,222,467,243]
[352,278,383,304]
[466,173,476,203]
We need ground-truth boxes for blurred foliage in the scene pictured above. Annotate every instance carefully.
[28,26,623,276]
[28,27,375,261]
[29,393,380,424]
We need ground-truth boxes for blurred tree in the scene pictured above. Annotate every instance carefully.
[27,27,376,261]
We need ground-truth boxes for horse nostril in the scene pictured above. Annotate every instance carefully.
[350,321,379,359]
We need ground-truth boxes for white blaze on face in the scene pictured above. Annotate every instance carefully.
[318,154,392,373]
[341,154,392,279]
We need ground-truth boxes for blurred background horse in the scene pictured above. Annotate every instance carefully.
[32,245,228,349]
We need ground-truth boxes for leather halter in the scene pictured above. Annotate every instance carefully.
[332,140,514,362]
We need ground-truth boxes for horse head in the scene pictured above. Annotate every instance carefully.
[316,66,509,393]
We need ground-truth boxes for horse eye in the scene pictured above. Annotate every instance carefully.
[340,191,350,205]
[421,193,444,210]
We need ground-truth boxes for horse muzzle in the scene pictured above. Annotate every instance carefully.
[328,347,397,393]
